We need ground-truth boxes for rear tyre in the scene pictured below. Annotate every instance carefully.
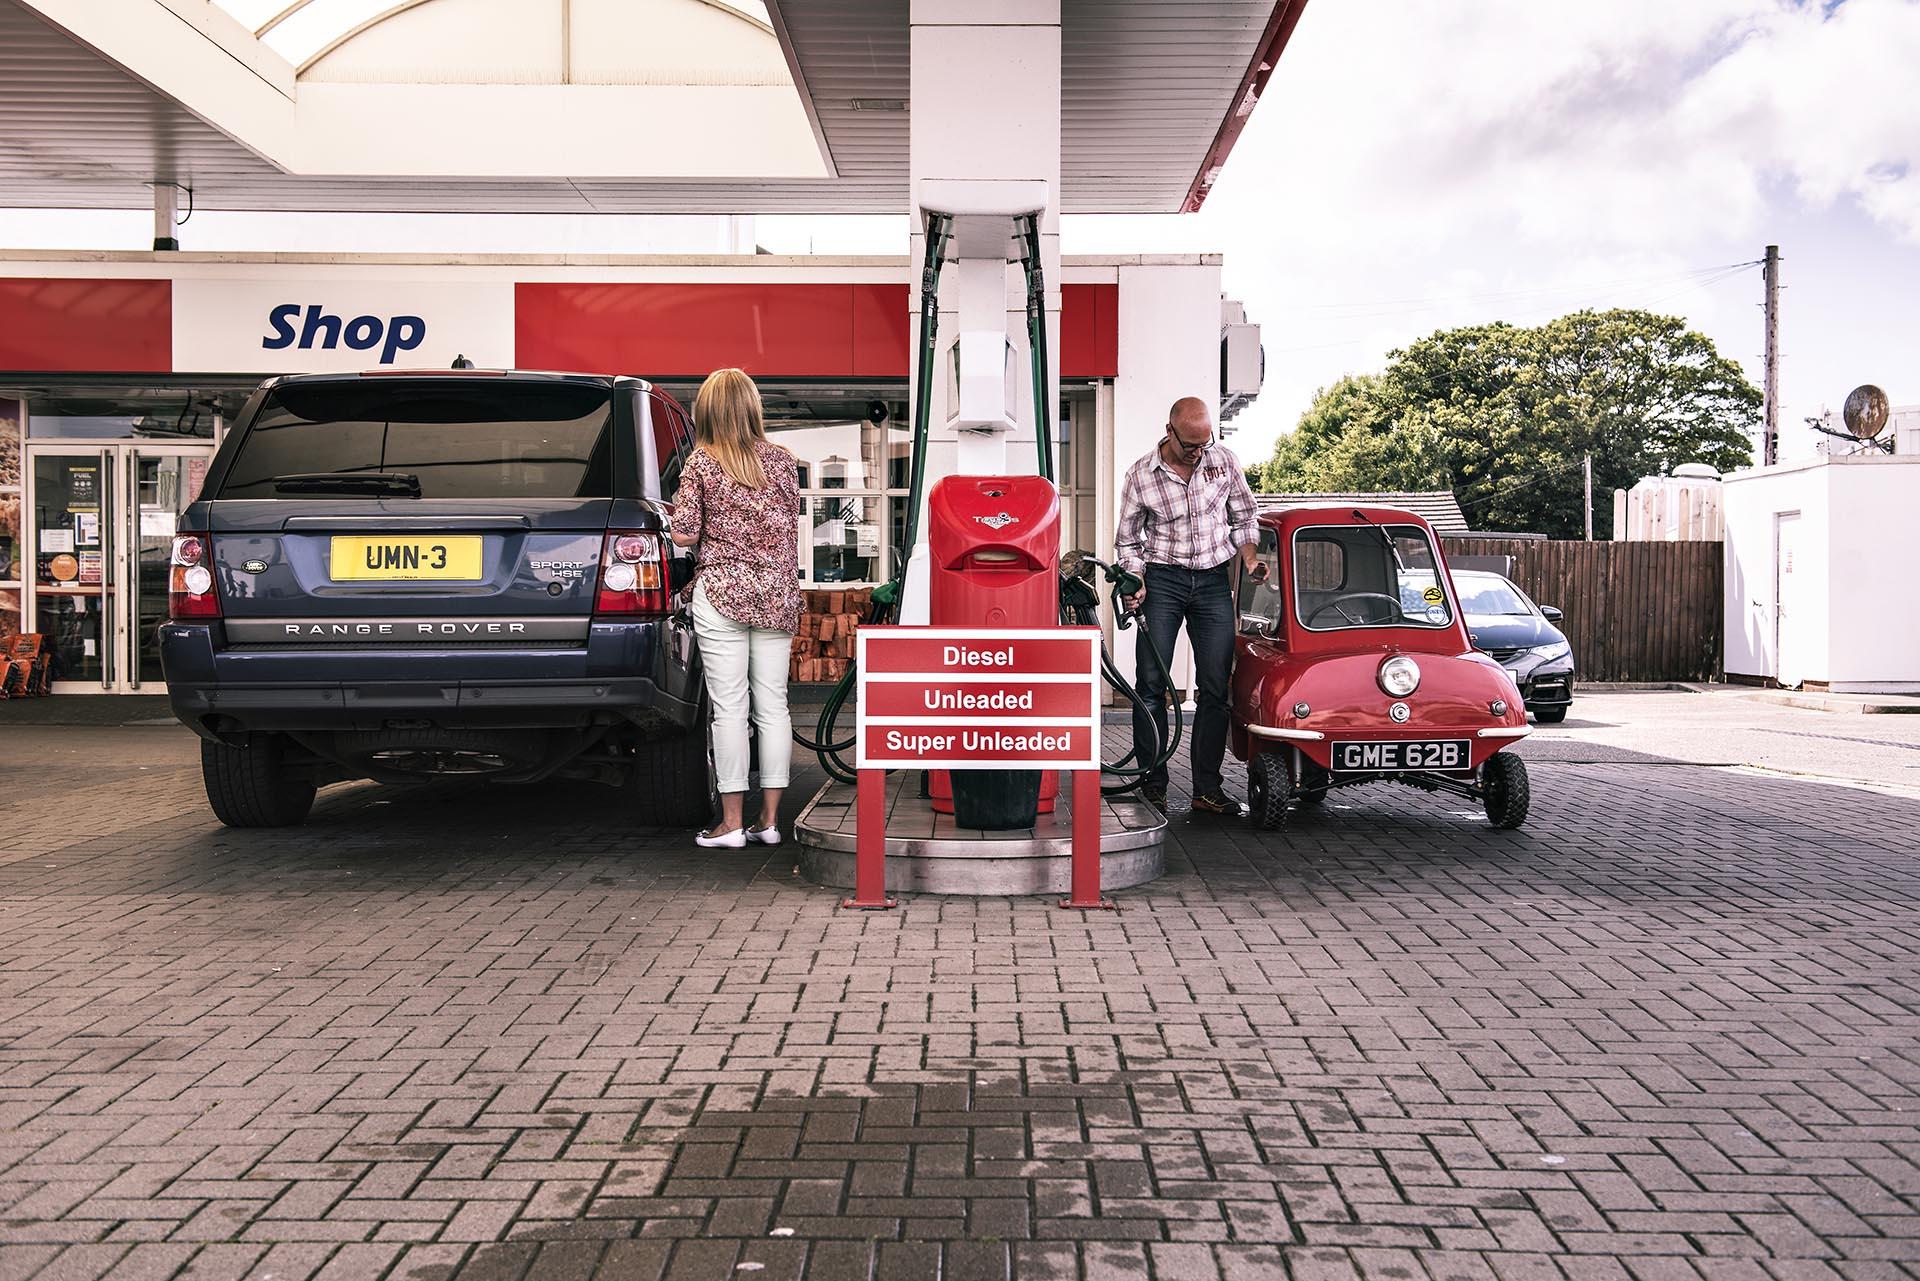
[201,735,317,828]
[1531,706,1568,724]
[1249,751,1291,830]
[627,730,716,828]
[1482,752,1531,829]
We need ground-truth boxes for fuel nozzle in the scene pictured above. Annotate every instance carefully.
[1058,550,1099,616]
[1108,565,1143,628]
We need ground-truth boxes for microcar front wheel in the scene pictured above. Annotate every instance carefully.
[1481,752,1531,830]
[1249,752,1291,830]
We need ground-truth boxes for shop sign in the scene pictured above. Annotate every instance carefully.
[171,278,514,373]
[855,626,1102,770]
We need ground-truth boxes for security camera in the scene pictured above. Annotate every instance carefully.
[866,400,889,425]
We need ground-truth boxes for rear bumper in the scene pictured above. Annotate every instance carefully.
[159,621,698,736]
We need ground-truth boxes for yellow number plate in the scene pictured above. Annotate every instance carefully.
[330,536,482,581]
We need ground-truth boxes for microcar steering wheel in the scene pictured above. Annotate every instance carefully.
[1306,592,1402,627]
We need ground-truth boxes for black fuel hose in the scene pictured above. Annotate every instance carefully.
[790,593,891,786]
[1061,555,1186,795]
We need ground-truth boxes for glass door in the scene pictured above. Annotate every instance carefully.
[25,443,211,691]
[27,449,112,689]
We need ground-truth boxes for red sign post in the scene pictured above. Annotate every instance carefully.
[848,626,1113,910]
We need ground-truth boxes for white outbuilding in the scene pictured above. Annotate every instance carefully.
[1722,453,1920,692]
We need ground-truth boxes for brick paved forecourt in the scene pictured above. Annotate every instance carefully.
[1,718,1918,1279]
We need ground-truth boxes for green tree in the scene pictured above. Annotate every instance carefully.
[1251,309,1759,537]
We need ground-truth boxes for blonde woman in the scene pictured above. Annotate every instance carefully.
[669,369,802,848]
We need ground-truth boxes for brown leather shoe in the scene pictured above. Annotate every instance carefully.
[1190,790,1246,818]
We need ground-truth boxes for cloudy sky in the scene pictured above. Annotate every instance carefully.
[1067,0,1920,466]
[4,0,1916,469]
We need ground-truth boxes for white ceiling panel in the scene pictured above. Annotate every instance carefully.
[0,0,1295,214]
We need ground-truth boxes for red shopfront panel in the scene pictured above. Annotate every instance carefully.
[850,284,910,377]
[0,278,170,372]
[1060,284,1117,378]
[518,282,898,378]
[516,281,1120,381]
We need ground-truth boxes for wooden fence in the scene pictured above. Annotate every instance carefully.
[1440,538,1722,682]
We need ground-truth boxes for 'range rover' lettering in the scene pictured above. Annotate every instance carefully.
[284,622,395,637]
[415,622,526,635]
[266,620,537,639]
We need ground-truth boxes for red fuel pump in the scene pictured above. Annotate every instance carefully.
[926,474,1062,828]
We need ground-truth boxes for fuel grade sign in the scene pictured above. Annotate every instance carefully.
[854,627,1103,771]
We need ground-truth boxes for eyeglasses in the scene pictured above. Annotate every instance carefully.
[1166,426,1212,456]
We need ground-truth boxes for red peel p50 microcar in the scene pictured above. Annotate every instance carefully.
[1229,506,1532,830]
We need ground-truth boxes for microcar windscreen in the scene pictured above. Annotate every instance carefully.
[1293,523,1453,630]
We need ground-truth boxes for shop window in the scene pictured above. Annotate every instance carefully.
[1,399,21,635]
[810,494,880,584]
[28,395,220,440]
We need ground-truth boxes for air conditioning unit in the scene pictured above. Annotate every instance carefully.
[1220,299,1263,426]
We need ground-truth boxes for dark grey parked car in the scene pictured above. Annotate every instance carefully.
[159,370,711,827]
[1451,569,1574,723]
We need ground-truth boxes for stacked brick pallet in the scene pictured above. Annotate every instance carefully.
[790,588,872,683]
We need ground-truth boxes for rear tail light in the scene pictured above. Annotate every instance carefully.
[595,530,671,616]
[169,533,221,619]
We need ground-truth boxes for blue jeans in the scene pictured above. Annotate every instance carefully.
[1133,561,1234,797]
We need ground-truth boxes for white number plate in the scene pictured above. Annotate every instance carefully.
[1332,739,1468,772]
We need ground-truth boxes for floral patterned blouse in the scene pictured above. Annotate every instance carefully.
[669,441,803,634]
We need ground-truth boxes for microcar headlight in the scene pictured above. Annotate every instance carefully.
[1378,655,1421,697]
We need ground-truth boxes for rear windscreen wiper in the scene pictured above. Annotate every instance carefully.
[272,471,422,497]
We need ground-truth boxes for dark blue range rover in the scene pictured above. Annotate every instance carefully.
[159,370,712,827]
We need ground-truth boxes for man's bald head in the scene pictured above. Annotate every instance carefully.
[1163,397,1215,462]
[1168,397,1212,432]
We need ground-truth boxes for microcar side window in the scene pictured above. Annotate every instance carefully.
[1295,536,1345,592]
[1237,528,1285,634]
[1293,523,1454,631]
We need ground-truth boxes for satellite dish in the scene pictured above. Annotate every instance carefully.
[1842,384,1890,440]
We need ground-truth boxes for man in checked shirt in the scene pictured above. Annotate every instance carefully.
[1115,396,1266,815]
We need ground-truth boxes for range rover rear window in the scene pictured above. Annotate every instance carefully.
[218,381,614,500]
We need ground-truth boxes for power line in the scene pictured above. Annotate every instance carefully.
[1455,457,1588,510]
[1279,260,1763,319]
[1263,261,1763,356]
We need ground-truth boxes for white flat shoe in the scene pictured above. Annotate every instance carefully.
[746,825,782,846]
[696,826,747,849]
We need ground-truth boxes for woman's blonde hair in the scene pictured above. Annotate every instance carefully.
[692,367,774,489]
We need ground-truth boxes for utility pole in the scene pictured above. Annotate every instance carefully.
[1583,453,1593,541]
[1762,244,1780,466]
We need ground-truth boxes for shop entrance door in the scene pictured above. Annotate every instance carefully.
[25,443,213,693]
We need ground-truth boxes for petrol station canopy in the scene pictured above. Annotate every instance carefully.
[0,0,1305,215]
